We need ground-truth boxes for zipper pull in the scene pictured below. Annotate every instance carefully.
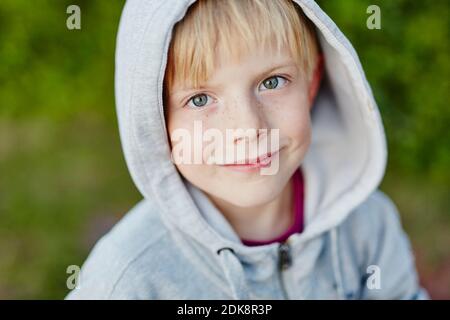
[278,242,292,271]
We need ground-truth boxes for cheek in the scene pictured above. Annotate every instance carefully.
[175,162,216,186]
[167,113,220,195]
[284,105,311,144]
[266,90,311,145]
[167,108,220,167]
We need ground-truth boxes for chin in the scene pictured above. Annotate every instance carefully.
[213,174,288,208]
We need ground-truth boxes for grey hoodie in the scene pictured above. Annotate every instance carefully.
[66,0,427,299]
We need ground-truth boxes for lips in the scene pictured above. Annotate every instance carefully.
[220,150,279,172]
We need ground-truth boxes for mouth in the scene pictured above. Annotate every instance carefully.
[219,150,279,172]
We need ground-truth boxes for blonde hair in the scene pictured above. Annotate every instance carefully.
[164,0,319,94]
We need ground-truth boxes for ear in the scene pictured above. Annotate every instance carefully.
[308,54,324,107]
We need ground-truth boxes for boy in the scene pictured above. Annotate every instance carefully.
[67,0,427,299]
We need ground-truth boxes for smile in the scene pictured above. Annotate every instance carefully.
[219,151,279,172]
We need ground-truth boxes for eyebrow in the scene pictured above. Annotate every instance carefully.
[172,61,298,102]
[256,62,298,79]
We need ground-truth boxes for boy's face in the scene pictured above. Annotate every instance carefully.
[166,46,313,208]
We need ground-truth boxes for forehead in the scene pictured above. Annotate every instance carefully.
[172,43,296,92]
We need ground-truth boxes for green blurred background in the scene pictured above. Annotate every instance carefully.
[0,0,448,299]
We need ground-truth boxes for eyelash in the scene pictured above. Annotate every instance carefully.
[184,75,290,109]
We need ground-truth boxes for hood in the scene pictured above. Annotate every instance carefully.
[114,0,387,257]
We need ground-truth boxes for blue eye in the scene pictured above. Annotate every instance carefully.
[259,76,288,91]
[186,93,212,108]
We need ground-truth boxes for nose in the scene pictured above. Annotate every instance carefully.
[228,93,268,145]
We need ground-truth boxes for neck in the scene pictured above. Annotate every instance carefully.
[208,178,294,241]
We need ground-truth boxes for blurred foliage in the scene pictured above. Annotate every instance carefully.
[0,0,123,121]
[317,0,450,188]
[0,0,448,298]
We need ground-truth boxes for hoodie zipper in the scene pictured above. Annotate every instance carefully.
[278,241,292,299]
